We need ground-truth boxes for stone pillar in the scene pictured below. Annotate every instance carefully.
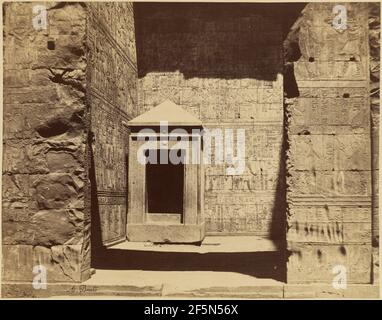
[286,3,373,284]
[2,2,89,283]
[2,2,138,285]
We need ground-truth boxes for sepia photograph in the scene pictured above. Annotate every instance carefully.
[0,0,380,302]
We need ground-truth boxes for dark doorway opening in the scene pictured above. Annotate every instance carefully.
[146,149,184,215]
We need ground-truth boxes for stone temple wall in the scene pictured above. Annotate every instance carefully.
[135,3,285,237]
[2,1,137,283]
[368,2,380,283]
[86,3,137,247]
[285,2,373,284]
[2,2,89,282]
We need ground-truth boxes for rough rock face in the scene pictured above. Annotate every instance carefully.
[285,3,374,283]
[369,3,380,246]
[368,2,380,284]
[2,2,138,283]
[2,2,88,282]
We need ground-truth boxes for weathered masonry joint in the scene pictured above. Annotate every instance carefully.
[2,2,380,298]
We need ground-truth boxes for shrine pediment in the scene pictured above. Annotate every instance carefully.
[128,99,202,127]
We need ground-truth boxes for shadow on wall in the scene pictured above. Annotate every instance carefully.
[134,2,306,80]
[89,134,104,259]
